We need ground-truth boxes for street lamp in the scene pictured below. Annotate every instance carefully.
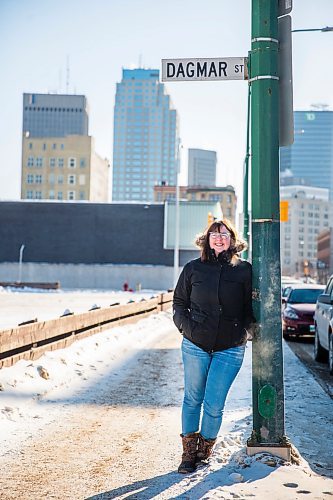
[243,25,333,260]
[291,25,332,279]
[18,244,25,283]
[292,26,333,33]
[173,140,182,288]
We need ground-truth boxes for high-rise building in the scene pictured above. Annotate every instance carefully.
[112,68,179,202]
[23,93,89,137]
[280,185,330,277]
[21,93,109,202]
[153,184,236,224]
[188,148,217,186]
[280,110,333,199]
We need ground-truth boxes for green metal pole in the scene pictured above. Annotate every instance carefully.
[243,81,251,260]
[248,0,288,451]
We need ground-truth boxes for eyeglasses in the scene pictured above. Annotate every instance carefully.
[209,232,231,240]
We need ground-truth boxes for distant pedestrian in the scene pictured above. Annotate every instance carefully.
[173,219,255,473]
[123,281,129,292]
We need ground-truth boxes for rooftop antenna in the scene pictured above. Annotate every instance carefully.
[66,55,70,93]
[58,69,62,93]
[310,103,329,111]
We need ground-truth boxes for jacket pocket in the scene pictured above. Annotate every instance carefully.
[220,317,246,346]
[190,310,207,324]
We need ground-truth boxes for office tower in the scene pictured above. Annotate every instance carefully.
[21,93,109,201]
[21,135,109,201]
[188,148,217,186]
[112,68,179,202]
[23,93,88,137]
[280,110,333,199]
[280,185,330,276]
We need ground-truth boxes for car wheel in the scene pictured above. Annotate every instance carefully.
[329,333,333,376]
[314,326,327,363]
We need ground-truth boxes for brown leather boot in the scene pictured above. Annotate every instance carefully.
[196,434,217,463]
[178,433,198,474]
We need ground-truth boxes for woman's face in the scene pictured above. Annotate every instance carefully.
[209,225,231,255]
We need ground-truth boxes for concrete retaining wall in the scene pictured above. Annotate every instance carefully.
[0,262,176,290]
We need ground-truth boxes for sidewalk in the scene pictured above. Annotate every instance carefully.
[0,310,332,499]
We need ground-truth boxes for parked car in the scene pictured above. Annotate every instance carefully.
[282,284,325,339]
[281,276,302,299]
[314,275,333,375]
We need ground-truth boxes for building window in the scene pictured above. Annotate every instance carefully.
[68,174,76,185]
[50,158,56,168]
[60,144,64,150]
[79,174,85,185]
[68,191,75,200]
[58,158,64,168]
[27,156,34,167]
[35,174,42,184]
[79,191,85,200]
[27,174,34,184]
[29,143,33,150]
[49,190,55,199]
[52,143,57,150]
[68,157,76,168]
[80,158,86,168]
[49,173,55,184]
[36,157,43,167]
[58,175,64,184]
[26,190,33,199]
[57,191,63,200]
[35,191,42,199]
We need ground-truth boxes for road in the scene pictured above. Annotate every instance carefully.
[285,336,333,399]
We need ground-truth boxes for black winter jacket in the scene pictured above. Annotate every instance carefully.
[173,253,255,352]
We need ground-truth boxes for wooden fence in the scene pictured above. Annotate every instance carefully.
[0,291,173,368]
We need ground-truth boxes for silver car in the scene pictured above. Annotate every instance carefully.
[314,274,333,375]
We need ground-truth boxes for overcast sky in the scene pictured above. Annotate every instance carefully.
[0,0,332,209]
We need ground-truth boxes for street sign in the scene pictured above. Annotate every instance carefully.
[161,57,248,82]
[278,0,292,17]
[279,15,294,147]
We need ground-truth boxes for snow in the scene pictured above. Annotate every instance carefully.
[0,289,333,498]
[0,287,160,329]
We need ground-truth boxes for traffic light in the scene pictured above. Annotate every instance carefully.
[207,212,214,226]
[280,200,289,222]
[303,260,310,277]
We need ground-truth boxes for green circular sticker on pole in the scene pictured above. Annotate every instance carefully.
[258,384,277,419]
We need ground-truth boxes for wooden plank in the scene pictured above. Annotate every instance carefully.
[0,282,60,290]
[0,309,156,368]
[158,291,173,311]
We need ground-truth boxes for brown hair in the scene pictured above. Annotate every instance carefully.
[195,219,247,263]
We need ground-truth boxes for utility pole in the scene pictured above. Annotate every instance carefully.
[247,0,290,460]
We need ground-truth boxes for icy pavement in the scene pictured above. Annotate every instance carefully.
[0,302,332,498]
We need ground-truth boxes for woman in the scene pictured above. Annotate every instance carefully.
[173,219,255,474]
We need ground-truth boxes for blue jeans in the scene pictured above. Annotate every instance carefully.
[181,337,245,440]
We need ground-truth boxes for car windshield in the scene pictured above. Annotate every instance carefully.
[288,288,323,304]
